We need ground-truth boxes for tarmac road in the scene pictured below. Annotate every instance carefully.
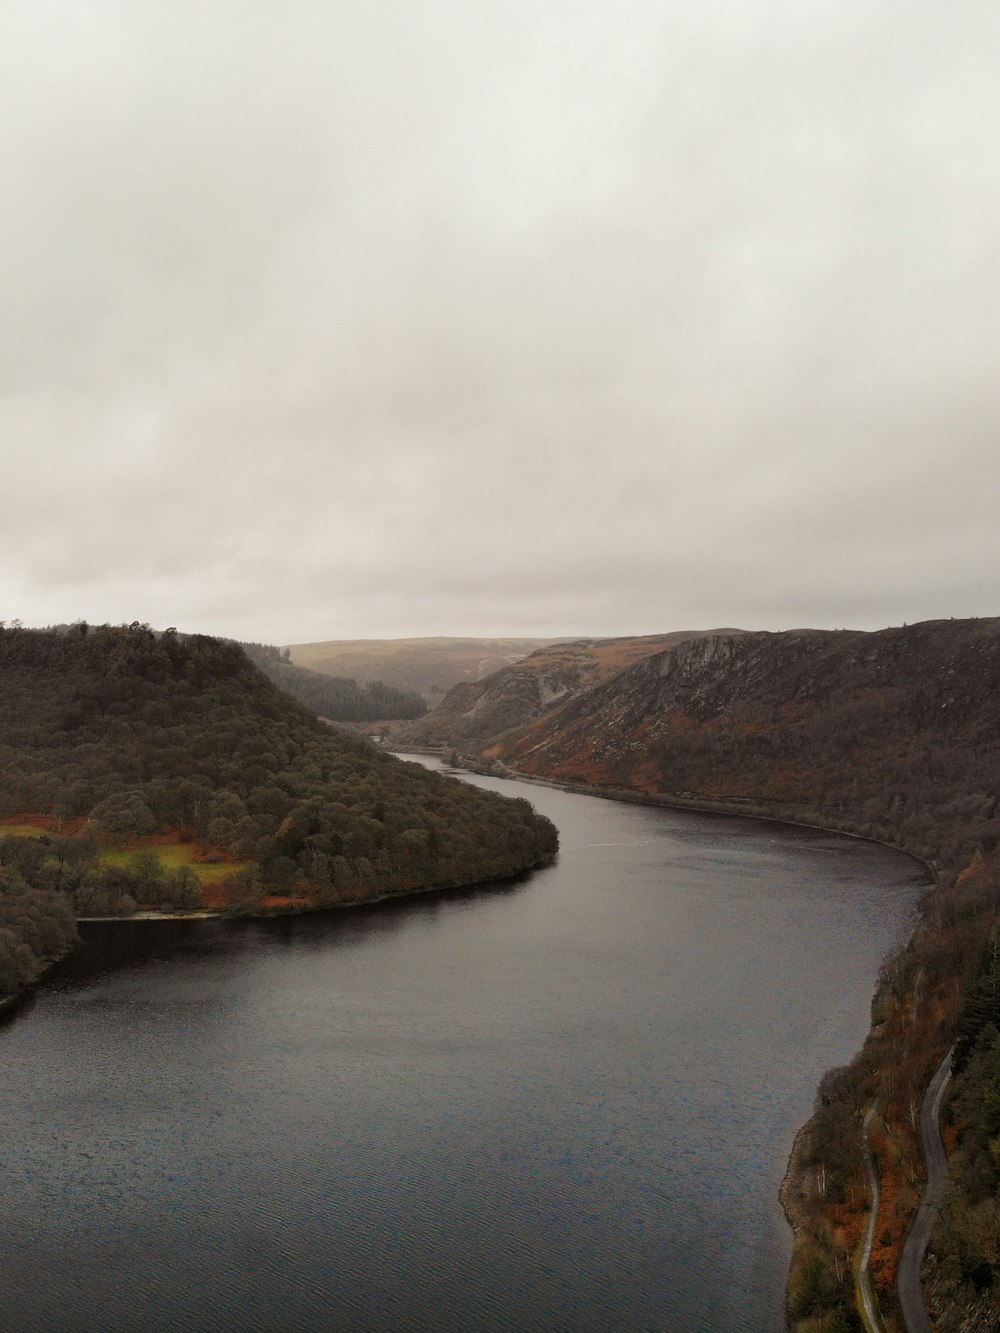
[896,1048,953,1332]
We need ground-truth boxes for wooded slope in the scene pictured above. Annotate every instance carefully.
[237,641,426,720]
[0,625,557,935]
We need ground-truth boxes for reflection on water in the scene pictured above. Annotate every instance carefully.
[0,759,921,1332]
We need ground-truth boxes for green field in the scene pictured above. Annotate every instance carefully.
[0,826,250,887]
[100,844,251,884]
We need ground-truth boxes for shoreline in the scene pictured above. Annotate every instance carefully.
[402,749,935,877]
[4,843,553,1006]
[0,940,79,1020]
[780,1118,816,1329]
[405,750,940,1326]
[779,1120,813,1245]
[73,854,552,928]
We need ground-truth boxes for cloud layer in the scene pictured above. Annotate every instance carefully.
[3,1,999,640]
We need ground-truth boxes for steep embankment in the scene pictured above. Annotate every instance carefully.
[488,621,1000,866]
[394,630,744,753]
[285,636,559,703]
[0,625,558,996]
[475,617,1000,1330]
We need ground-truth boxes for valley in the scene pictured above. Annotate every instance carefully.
[2,614,997,1329]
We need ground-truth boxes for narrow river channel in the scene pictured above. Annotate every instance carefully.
[0,757,921,1332]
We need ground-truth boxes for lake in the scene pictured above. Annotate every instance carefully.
[0,758,921,1331]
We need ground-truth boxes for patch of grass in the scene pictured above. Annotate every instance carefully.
[0,823,51,839]
[100,843,252,884]
[1,818,260,904]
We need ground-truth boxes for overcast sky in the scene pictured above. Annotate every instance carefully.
[3,1,999,643]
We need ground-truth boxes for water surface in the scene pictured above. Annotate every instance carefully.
[0,760,921,1331]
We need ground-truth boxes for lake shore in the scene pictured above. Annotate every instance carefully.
[401,749,934,875]
[0,940,80,1020]
[403,751,937,1328]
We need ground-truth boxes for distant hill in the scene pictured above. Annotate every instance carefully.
[285,637,561,702]
[0,624,558,992]
[394,631,745,752]
[236,641,426,721]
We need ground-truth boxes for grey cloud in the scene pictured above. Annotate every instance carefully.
[2,1,999,642]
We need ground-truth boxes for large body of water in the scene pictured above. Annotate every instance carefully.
[0,759,922,1331]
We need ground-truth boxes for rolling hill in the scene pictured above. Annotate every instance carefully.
[285,636,561,702]
[236,641,426,720]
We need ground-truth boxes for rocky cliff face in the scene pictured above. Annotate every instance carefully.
[393,630,744,752]
[487,618,1000,866]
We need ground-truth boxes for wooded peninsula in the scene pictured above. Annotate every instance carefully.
[0,622,557,997]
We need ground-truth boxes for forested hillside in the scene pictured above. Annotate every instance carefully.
[0,840,77,1000]
[465,616,1000,1330]
[394,630,743,752]
[237,641,426,720]
[0,624,557,996]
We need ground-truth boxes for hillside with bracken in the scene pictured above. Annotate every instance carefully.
[486,622,999,865]
[393,630,745,754]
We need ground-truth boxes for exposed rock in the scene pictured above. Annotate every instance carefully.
[394,630,745,753]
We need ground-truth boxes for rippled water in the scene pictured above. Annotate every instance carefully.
[0,760,921,1331]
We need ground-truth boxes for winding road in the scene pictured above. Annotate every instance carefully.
[858,1103,885,1332]
[896,1048,954,1332]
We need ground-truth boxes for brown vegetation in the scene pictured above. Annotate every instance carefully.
[395,630,744,752]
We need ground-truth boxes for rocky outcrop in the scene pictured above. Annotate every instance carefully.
[488,617,1000,867]
[394,630,744,753]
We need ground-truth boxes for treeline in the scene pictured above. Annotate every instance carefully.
[0,838,77,998]
[936,1023,1000,1311]
[0,625,558,974]
[0,832,205,995]
[0,835,204,919]
[236,641,426,721]
[926,893,1000,1328]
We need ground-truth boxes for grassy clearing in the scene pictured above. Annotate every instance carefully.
[1,821,252,888]
[99,843,252,885]
[0,822,54,839]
